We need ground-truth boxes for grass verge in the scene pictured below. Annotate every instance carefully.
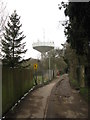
[70,79,80,89]
[80,87,89,102]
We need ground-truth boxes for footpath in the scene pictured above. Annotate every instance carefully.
[46,74,88,119]
[5,76,60,119]
[5,74,88,119]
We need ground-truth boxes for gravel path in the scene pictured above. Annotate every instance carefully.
[46,74,88,119]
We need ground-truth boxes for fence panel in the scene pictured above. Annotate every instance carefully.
[34,70,55,85]
[2,68,33,115]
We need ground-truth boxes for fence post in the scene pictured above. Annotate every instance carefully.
[49,57,51,80]
[42,70,44,84]
[34,69,37,85]
[0,60,2,119]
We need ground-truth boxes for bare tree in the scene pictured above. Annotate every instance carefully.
[0,0,8,59]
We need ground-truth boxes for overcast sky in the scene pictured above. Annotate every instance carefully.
[3,0,68,59]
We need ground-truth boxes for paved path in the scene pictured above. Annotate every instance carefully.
[46,74,88,119]
[5,74,88,119]
[5,77,60,119]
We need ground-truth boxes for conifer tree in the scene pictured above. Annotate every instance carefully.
[2,10,27,68]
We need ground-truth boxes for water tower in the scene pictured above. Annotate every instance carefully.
[32,41,54,80]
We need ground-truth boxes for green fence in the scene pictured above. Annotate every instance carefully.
[2,68,33,115]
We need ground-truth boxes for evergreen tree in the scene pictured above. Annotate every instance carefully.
[2,10,27,68]
[59,2,90,60]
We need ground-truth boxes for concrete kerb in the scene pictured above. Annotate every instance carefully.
[44,74,68,119]
[44,75,64,120]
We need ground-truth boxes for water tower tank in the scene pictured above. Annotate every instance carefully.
[32,41,54,53]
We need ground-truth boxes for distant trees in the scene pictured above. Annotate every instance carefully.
[64,43,80,87]
[1,10,27,68]
[42,49,67,74]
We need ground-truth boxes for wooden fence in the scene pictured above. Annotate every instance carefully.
[2,68,33,115]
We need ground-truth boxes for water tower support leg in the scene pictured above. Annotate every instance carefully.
[49,57,51,80]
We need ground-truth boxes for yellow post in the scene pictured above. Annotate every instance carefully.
[34,64,38,85]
